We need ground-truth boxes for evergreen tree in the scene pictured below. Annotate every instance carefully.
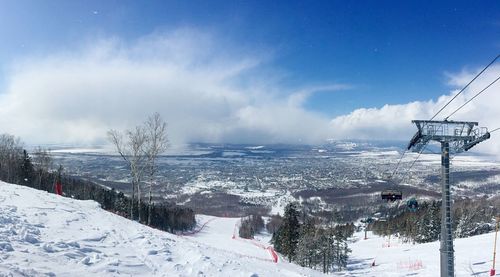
[317,228,332,273]
[428,202,441,240]
[416,201,440,243]
[274,202,300,262]
[295,218,317,268]
[332,226,350,271]
[20,150,34,185]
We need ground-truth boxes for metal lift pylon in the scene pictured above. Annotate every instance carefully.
[407,120,491,277]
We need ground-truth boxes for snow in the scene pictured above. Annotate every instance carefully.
[186,215,273,262]
[405,153,500,168]
[347,231,498,276]
[328,141,358,151]
[270,191,296,215]
[245,146,265,150]
[1,181,498,276]
[181,179,240,195]
[50,147,111,154]
[0,181,322,276]
[222,151,246,157]
[357,150,400,157]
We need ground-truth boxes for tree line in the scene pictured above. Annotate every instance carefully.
[269,203,354,274]
[239,214,265,239]
[370,197,499,243]
[0,132,195,233]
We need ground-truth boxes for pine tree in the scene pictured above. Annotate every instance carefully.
[20,150,34,185]
[415,201,440,243]
[316,228,331,273]
[427,201,441,241]
[278,202,300,262]
[295,218,317,268]
[332,227,350,271]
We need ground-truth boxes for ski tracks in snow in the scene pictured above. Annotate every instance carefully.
[0,183,324,276]
[0,184,173,276]
[182,216,278,264]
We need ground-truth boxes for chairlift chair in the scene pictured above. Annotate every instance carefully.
[407,197,419,212]
[381,189,403,201]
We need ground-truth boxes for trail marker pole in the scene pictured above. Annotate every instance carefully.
[492,217,499,276]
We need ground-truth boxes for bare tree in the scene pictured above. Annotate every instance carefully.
[108,126,147,221]
[144,112,169,225]
[32,146,53,189]
[0,134,23,183]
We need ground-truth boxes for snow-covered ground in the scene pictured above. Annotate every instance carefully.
[346,231,497,276]
[0,182,321,276]
[0,181,498,276]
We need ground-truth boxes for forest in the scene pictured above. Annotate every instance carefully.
[269,203,355,273]
[370,197,500,243]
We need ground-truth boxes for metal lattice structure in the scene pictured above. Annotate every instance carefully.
[407,120,491,277]
[407,120,490,153]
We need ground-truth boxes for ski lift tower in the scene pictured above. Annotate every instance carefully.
[407,119,491,277]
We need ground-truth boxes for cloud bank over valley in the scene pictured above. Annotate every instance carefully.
[0,28,498,154]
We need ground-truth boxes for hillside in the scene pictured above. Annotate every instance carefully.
[347,230,497,276]
[0,181,498,276]
[0,182,321,276]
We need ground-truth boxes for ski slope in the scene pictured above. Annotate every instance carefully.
[0,182,322,276]
[0,181,498,276]
[183,215,278,263]
[346,230,498,276]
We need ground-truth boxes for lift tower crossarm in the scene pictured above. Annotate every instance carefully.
[412,120,477,140]
[407,119,491,277]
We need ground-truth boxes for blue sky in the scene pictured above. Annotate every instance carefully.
[1,1,499,115]
[0,0,499,147]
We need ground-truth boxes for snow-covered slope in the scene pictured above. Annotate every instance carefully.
[347,230,497,276]
[0,182,322,276]
[1,181,498,276]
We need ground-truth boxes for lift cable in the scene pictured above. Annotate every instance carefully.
[389,149,407,179]
[388,55,499,181]
[400,111,499,182]
[430,54,499,121]
[393,119,449,181]
[399,75,498,182]
[445,74,500,120]
[397,138,430,184]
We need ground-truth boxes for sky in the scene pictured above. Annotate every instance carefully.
[0,0,499,153]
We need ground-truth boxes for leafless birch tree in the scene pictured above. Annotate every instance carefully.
[144,112,169,225]
[108,126,147,221]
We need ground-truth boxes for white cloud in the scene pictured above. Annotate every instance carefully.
[1,27,498,156]
[0,28,344,146]
[330,65,500,155]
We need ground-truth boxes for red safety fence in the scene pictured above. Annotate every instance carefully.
[180,217,279,263]
[232,220,279,263]
[267,246,279,263]
[397,259,424,271]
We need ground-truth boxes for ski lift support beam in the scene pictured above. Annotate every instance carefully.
[407,119,491,277]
